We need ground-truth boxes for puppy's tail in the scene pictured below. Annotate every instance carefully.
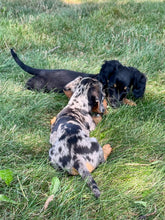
[11,48,41,76]
[74,160,100,198]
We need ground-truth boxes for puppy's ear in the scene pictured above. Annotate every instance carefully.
[92,98,100,113]
[98,60,121,85]
[92,98,107,114]
[89,88,105,114]
[132,72,147,98]
[91,97,101,113]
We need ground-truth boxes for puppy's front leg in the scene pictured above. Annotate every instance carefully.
[123,98,137,106]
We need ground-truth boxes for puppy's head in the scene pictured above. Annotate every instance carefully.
[63,76,83,98]
[98,60,122,86]
[105,71,132,108]
[98,61,147,107]
[64,77,106,114]
[80,78,106,114]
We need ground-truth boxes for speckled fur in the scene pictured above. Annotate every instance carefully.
[49,77,106,198]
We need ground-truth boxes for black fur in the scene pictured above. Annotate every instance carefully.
[98,60,147,107]
[11,49,146,107]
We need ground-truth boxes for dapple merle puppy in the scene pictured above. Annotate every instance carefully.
[49,77,112,198]
[11,49,146,107]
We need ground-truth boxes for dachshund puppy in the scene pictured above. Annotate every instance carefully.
[98,60,147,107]
[11,49,146,107]
[10,49,96,93]
[49,77,112,198]
[63,76,108,125]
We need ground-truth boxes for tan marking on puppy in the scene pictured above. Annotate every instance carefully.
[86,162,95,173]
[92,115,103,125]
[71,145,112,176]
[92,99,107,114]
[64,90,73,98]
[71,162,96,175]
[123,98,137,106]
[103,99,108,114]
[102,144,112,160]
[51,116,56,125]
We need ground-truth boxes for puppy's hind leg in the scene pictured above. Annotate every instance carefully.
[73,158,101,198]
[102,144,112,160]
[71,162,95,175]
[51,116,56,125]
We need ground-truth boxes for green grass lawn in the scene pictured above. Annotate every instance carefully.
[0,0,165,219]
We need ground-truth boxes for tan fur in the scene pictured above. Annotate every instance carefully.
[123,98,137,106]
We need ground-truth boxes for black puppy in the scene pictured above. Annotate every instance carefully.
[98,60,147,107]
[11,49,146,107]
[10,49,97,93]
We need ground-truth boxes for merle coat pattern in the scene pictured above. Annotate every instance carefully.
[49,77,106,198]
[11,49,146,107]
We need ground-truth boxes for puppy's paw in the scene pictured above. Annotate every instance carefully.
[102,144,112,160]
[123,98,137,106]
[71,167,79,176]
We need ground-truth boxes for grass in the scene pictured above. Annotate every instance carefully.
[0,0,165,219]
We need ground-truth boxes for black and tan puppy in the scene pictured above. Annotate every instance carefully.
[49,77,112,198]
[98,60,147,107]
[11,49,146,107]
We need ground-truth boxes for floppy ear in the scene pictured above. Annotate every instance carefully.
[91,97,101,113]
[132,72,147,98]
[98,60,121,85]
[88,87,106,114]
[87,86,99,111]
[92,99,107,114]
